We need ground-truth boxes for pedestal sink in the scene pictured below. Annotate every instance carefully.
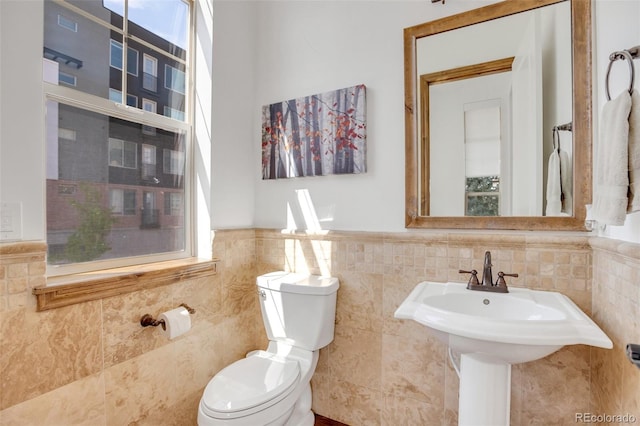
[394,281,612,426]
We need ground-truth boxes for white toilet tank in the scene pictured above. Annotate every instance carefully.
[257,271,339,351]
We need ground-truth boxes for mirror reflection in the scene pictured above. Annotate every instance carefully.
[418,1,572,217]
[404,0,592,231]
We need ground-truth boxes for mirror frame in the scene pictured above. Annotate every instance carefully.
[404,0,591,230]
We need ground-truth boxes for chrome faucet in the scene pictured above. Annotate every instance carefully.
[459,251,518,293]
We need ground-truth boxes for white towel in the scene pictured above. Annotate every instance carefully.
[627,90,640,212]
[560,148,572,214]
[546,150,562,216]
[546,142,572,216]
[593,90,632,226]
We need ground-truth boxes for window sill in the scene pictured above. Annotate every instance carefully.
[33,257,218,311]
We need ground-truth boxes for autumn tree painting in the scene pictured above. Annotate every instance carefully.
[261,84,366,179]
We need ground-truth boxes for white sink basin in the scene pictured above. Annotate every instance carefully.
[395,281,611,362]
[394,281,612,425]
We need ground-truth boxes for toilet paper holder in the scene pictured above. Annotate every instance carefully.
[140,303,195,329]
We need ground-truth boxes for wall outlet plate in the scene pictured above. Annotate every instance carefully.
[0,202,23,241]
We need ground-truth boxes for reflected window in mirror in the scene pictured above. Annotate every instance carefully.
[464,103,501,217]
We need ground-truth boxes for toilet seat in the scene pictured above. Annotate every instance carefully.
[200,351,300,420]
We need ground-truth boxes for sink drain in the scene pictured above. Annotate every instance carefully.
[483,298,490,305]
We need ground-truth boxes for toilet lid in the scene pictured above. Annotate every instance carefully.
[201,351,300,417]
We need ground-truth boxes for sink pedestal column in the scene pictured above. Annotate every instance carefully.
[458,354,511,426]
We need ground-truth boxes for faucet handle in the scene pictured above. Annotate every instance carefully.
[496,271,518,287]
[459,269,479,287]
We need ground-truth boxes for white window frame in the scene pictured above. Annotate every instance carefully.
[143,54,158,77]
[45,89,194,275]
[141,144,157,179]
[110,39,139,76]
[108,138,138,169]
[38,0,210,278]
[143,54,158,92]
[58,71,76,86]
[163,148,185,176]
[142,98,156,114]
[58,128,76,142]
[164,192,182,216]
[110,188,137,216]
[110,188,124,215]
[142,144,156,164]
[57,14,77,32]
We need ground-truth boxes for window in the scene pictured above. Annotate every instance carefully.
[164,106,185,121]
[110,40,138,76]
[58,71,76,86]
[464,103,502,216]
[163,149,185,175]
[142,99,156,114]
[465,176,500,216]
[110,188,137,215]
[143,54,158,92]
[127,46,139,76]
[109,40,122,69]
[57,14,77,32]
[141,144,157,180]
[141,191,159,228]
[58,128,76,142]
[109,89,137,107]
[142,99,157,135]
[165,64,186,94]
[109,138,137,169]
[43,0,195,274]
[164,192,182,215]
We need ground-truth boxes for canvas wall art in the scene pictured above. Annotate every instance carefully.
[261,84,366,179]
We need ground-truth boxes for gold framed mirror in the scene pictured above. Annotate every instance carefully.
[404,0,591,230]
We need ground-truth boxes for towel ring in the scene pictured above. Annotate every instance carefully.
[605,49,635,101]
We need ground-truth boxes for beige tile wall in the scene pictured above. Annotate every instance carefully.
[255,229,598,425]
[0,229,637,425]
[590,238,640,421]
[0,229,262,425]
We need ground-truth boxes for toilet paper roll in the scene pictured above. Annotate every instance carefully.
[159,307,191,340]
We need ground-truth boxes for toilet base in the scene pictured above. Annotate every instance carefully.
[292,411,314,426]
[285,383,313,426]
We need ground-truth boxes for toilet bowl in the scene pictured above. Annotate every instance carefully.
[198,272,339,426]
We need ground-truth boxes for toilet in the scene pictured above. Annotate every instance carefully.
[198,271,340,426]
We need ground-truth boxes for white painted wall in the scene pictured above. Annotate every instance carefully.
[210,1,257,229]
[593,0,640,242]
[2,0,639,241]
[0,0,46,241]
[248,0,496,232]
